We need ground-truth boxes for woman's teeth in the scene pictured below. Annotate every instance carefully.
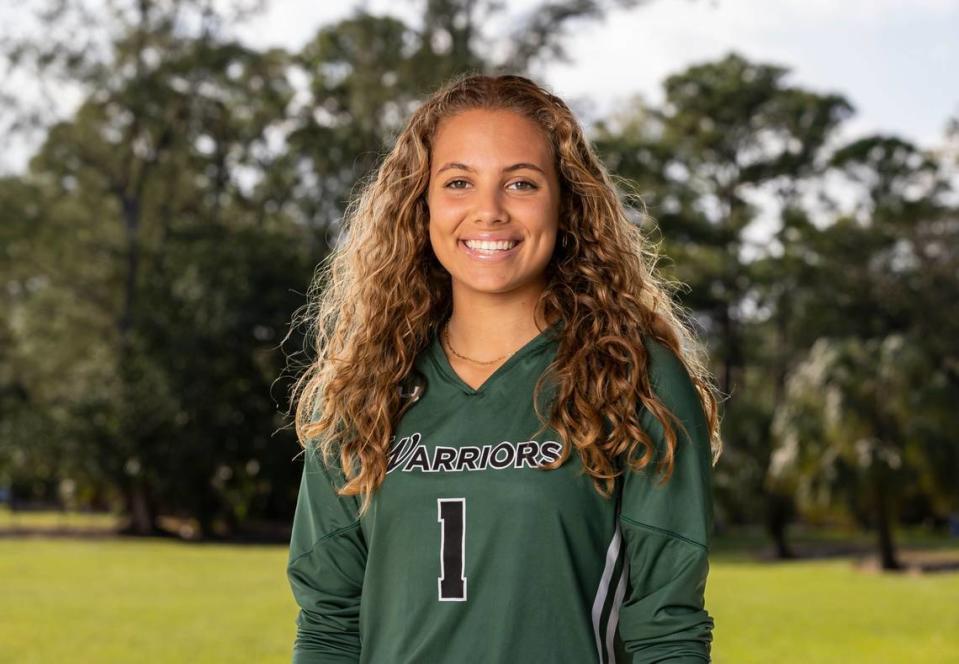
[463,239,518,252]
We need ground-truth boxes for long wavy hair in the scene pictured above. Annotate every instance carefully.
[289,71,724,518]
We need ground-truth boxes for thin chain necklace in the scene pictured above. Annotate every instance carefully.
[442,319,518,366]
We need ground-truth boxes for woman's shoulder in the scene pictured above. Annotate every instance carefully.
[623,333,714,546]
[641,334,696,396]
[636,332,711,471]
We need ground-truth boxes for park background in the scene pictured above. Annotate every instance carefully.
[1,0,957,661]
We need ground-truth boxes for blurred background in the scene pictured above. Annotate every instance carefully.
[1,0,957,662]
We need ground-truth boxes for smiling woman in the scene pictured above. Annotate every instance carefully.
[286,72,724,664]
[425,108,564,391]
[427,109,560,309]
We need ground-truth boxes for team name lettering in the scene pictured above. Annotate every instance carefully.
[387,432,563,474]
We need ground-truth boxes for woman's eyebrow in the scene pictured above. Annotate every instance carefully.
[436,162,546,175]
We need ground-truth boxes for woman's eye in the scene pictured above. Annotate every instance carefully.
[443,179,538,191]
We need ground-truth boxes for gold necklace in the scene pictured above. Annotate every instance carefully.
[442,319,518,366]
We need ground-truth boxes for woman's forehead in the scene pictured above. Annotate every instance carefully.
[430,110,555,173]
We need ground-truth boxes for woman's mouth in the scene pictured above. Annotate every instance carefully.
[458,238,523,262]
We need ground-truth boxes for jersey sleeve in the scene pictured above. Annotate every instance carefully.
[286,441,367,664]
[616,336,715,663]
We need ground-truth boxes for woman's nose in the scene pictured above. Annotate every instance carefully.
[471,185,508,224]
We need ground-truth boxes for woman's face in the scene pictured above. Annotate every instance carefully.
[426,108,561,297]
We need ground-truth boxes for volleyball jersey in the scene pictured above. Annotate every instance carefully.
[286,320,715,663]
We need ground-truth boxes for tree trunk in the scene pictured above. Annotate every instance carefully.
[874,473,901,570]
[765,491,797,559]
[121,480,156,536]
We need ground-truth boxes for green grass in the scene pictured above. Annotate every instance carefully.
[0,526,957,663]
[708,555,958,663]
[707,525,959,662]
[0,538,291,663]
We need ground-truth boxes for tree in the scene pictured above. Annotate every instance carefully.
[2,0,300,535]
[2,0,692,536]
[769,333,959,570]
[592,52,854,553]
[767,128,959,568]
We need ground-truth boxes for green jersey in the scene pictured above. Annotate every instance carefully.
[287,320,715,663]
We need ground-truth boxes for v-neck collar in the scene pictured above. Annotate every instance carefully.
[427,319,563,396]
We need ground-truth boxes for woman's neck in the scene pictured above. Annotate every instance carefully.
[444,283,555,363]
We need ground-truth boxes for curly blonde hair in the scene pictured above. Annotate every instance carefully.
[289,71,723,518]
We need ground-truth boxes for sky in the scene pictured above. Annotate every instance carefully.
[3,0,956,171]
[228,0,959,149]
[2,0,957,241]
[224,0,959,247]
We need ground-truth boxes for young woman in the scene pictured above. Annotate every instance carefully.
[286,73,724,663]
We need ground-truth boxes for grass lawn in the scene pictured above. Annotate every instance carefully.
[0,537,291,663]
[0,520,957,663]
[709,555,958,663]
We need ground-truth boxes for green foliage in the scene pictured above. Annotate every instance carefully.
[1,0,957,552]
[3,0,708,535]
